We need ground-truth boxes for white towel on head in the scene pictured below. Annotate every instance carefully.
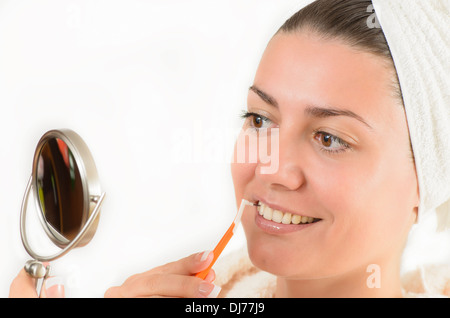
[371,0,450,231]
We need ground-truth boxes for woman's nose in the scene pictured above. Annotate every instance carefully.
[255,128,305,191]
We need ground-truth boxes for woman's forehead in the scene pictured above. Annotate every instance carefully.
[251,32,401,128]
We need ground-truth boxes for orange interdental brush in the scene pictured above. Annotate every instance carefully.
[195,199,255,280]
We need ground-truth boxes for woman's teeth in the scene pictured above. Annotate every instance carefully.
[257,202,319,224]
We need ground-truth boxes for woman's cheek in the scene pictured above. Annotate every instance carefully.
[230,131,259,196]
[230,160,257,202]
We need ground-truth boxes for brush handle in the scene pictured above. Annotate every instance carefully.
[194,223,235,280]
[194,199,254,280]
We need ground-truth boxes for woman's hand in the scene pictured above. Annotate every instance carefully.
[9,265,64,298]
[104,251,221,298]
[9,267,39,298]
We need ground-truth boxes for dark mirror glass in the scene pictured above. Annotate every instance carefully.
[36,138,84,241]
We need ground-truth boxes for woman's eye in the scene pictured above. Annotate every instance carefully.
[321,134,333,147]
[241,111,272,130]
[314,131,350,153]
[252,115,263,128]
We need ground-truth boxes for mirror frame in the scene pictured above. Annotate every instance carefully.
[20,129,105,262]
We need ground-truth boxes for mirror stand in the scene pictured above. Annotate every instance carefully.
[19,129,105,297]
[20,176,106,297]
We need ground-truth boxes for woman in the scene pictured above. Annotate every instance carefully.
[10,0,450,298]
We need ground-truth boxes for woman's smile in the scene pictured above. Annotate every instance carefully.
[250,199,323,235]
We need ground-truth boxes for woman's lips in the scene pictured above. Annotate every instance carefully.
[257,202,320,224]
[251,199,322,234]
[255,212,319,234]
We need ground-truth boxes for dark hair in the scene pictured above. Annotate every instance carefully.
[277,0,404,105]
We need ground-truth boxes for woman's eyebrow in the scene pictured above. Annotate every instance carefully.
[249,85,278,108]
[304,106,373,129]
[249,85,372,129]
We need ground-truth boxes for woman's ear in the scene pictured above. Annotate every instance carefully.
[411,169,420,225]
[411,206,418,226]
[414,180,420,207]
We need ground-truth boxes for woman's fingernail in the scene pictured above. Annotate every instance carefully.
[199,282,221,298]
[44,276,65,298]
[199,250,213,262]
[204,269,216,283]
[208,284,221,298]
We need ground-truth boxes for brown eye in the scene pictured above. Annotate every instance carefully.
[314,131,351,154]
[252,115,263,128]
[241,111,271,130]
[321,133,332,147]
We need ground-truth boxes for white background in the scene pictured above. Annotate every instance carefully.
[0,0,448,297]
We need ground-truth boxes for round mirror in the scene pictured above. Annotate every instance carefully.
[20,129,105,262]
[36,137,84,243]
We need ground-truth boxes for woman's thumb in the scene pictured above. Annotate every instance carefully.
[42,276,65,298]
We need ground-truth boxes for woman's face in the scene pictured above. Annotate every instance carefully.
[231,31,419,279]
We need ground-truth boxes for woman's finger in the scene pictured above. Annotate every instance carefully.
[9,268,38,298]
[42,276,65,298]
[106,273,220,298]
[153,250,214,276]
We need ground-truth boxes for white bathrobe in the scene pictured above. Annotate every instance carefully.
[214,248,450,298]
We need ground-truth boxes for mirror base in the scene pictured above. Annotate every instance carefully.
[24,259,51,297]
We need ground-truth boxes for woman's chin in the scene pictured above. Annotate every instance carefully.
[246,242,308,278]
